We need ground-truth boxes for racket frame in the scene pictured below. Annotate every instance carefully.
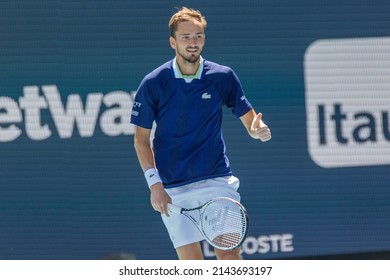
[168,197,249,250]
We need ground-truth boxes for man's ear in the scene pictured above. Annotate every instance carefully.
[169,36,176,49]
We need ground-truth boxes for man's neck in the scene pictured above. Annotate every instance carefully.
[173,57,203,81]
[175,57,201,76]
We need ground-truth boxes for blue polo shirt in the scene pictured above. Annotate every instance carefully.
[130,58,252,188]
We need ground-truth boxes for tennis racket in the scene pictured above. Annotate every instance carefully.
[168,197,249,251]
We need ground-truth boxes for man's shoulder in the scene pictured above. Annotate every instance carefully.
[143,60,173,83]
[203,60,234,76]
[203,60,236,84]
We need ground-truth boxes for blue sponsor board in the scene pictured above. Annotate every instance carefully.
[0,0,389,259]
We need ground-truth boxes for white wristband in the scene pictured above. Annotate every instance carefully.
[144,168,162,188]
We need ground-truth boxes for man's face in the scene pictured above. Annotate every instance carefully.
[170,19,205,64]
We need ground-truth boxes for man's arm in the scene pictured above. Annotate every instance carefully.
[133,125,157,172]
[240,109,272,141]
[133,125,171,216]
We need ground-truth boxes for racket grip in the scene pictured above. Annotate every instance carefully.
[167,203,182,214]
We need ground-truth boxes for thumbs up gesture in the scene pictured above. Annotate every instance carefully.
[252,113,271,142]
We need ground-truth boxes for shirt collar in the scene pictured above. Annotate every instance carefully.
[173,56,204,82]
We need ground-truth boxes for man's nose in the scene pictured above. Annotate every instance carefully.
[190,36,198,44]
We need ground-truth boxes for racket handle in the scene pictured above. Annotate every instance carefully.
[167,203,182,214]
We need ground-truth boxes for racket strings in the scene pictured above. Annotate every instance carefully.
[212,211,246,248]
[201,200,247,250]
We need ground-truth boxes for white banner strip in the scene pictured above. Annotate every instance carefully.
[0,260,388,280]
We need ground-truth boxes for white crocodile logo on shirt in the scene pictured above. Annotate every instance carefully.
[201,92,211,99]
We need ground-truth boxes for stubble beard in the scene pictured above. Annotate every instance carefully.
[178,48,202,64]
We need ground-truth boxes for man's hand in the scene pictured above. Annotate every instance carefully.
[252,113,272,142]
[150,182,172,216]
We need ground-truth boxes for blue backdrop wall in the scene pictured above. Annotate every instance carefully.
[0,0,389,259]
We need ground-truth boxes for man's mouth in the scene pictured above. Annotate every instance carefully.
[187,48,199,53]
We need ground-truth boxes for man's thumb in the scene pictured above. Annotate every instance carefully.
[256,112,263,122]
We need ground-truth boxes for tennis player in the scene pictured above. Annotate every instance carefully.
[131,7,271,260]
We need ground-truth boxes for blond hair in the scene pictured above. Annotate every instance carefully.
[168,7,207,38]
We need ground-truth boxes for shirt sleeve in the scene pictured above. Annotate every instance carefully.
[130,79,156,129]
[225,69,253,118]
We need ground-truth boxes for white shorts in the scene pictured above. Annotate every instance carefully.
[161,176,241,249]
